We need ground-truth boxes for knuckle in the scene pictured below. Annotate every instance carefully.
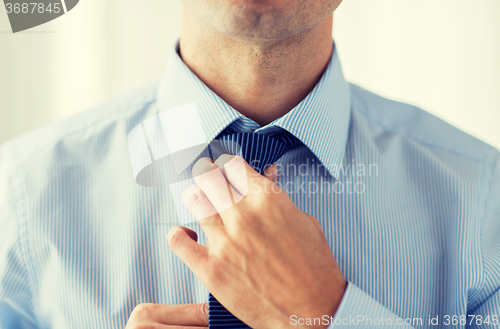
[194,303,209,323]
[260,184,286,207]
[192,157,215,177]
[127,304,165,329]
[267,182,283,197]
[231,211,257,236]
[204,258,223,282]
[215,154,235,166]
[129,303,156,321]
[130,303,148,317]
[231,209,246,222]
[182,185,204,208]
[254,189,271,207]
[167,228,185,250]
[235,215,251,231]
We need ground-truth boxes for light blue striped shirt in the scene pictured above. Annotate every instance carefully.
[1,41,499,328]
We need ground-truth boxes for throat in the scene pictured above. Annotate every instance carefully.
[179,13,334,126]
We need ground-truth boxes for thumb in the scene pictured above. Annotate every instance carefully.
[167,226,208,273]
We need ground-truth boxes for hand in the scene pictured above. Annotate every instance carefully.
[167,155,347,329]
[125,302,208,328]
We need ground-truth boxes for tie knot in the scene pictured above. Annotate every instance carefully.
[212,131,298,174]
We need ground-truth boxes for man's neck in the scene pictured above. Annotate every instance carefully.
[179,7,334,126]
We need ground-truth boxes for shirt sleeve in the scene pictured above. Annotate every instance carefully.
[468,152,500,328]
[0,149,39,329]
[327,282,414,328]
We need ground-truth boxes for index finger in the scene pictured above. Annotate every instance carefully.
[129,303,209,327]
[215,155,273,197]
[192,158,244,215]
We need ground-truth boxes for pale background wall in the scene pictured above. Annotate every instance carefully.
[1,0,499,149]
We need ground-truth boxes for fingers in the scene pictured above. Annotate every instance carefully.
[214,155,270,196]
[192,158,243,214]
[181,185,225,240]
[187,156,278,232]
[167,226,208,274]
[214,154,249,197]
[127,303,208,327]
[182,185,218,221]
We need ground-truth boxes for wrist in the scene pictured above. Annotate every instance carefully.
[318,279,347,324]
[287,279,346,329]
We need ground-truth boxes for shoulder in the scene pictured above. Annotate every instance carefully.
[349,83,499,166]
[0,79,160,167]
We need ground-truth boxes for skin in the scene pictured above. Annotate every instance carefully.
[126,1,346,328]
[179,0,343,125]
[127,157,347,329]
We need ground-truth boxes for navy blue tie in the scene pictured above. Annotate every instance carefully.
[208,130,298,329]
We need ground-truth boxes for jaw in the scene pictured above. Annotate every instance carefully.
[181,0,340,43]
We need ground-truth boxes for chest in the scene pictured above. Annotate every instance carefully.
[29,150,474,328]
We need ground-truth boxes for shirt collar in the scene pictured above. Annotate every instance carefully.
[156,40,351,179]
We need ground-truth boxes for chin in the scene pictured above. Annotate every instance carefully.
[219,0,305,40]
[182,0,339,41]
[227,0,291,9]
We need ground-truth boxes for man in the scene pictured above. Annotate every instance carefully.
[0,0,499,328]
